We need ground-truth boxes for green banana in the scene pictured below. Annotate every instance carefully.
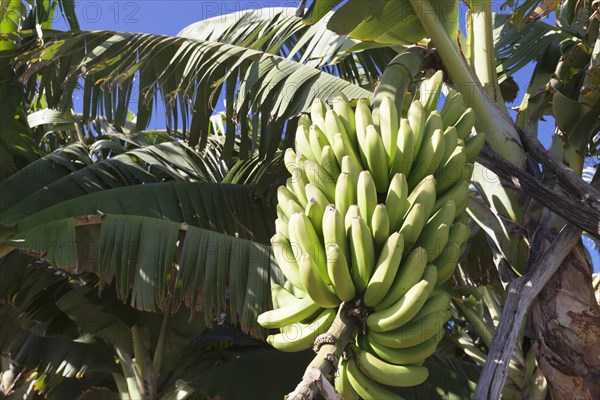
[295,123,316,161]
[333,133,363,170]
[332,93,357,146]
[405,175,437,221]
[271,233,303,290]
[335,357,360,400]
[408,128,445,189]
[368,310,450,349]
[357,170,378,224]
[271,283,301,308]
[277,186,301,218]
[322,205,350,264]
[305,198,325,238]
[420,70,443,115]
[298,253,340,308]
[454,107,476,140]
[386,173,409,232]
[287,199,304,216]
[372,63,408,123]
[363,232,404,308]
[350,216,376,293]
[275,218,289,238]
[341,155,361,188]
[304,159,336,202]
[439,126,459,167]
[378,96,399,167]
[326,243,356,301]
[309,124,331,162]
[367,334,440,365]
[346,359,404,400]
[335,172,355,219]
[310,98,328,133]
[345,205,361,235]
[390,118,414,176]
[433,179,469,218]
[440,88,465,127]
[276,205,288,224]
[371,204,390,251]
[373,247,427,312]
[288,212,328,283]
[367,265,437,332]
[464,132,485,163]
[355,98,373,163]
[435,143,467,194]
[325,108,349,143]
[257,295,320,329]
[355,346,429,387]
[408,100,425,161]
[399,203,426,246]
[320,145,340,179]
[364,125,390,192]
[435,222,471,285]
[267,308,336,352]
[287,177,308,208]
[305,183,330,211]
[417,200,455,262]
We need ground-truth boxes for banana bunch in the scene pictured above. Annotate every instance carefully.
[259,71,479,398]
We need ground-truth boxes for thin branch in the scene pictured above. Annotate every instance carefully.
[473,223,582,400]
[516,127,600,211]
[477,146,600,240]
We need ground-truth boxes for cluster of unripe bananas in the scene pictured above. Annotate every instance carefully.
[258,71,482,398]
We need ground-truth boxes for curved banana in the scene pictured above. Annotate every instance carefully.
[440,88,465,127]
[332,93,357,145]
[335,357,360,400]
[391,118,415,176]
[355,98,373,163]
[304,159,336,202]
[346,359,404,400]
[345,205,361,235]
[419,70,443,115]
[372,247,427,312]
[405,175,437,222]
[439,126,459,167]
[357,170,378,224]
[464,132,485,163]
[371,204,390,251]
[364,125,390,192]
[435,222,471,285]
[305,198,325,238]
[277,186,301,218]
[271,233,303,289]
[309,124,331,163]
[341,155,361,188]
[333,133,363,170]
[288,212,328,283]
[408,100,425,161]
[271,283,301,308]
[335,172,355,219]
[417,200,455,262]
[378,96,399,167]
[320,145,340,179]
[295,122,316,161]
[267,308,336,352]
[310,98,328,133]
[350,216,376,293]
[363,232,404,308]
[275,218,289,238]
[298,253,340,308]
[408,128,445,189]
[454,107,476,140]
[369,310,451,349]
[368,333,440,365]
[326,243,356,301]
[385,173,409,232]
[435,143,466,194]
[367,265,437,332]
[322,205,350,264]
[305,183,330,211]
[355,346,429,387]
[399,203,426,246]
[257,295,320,329]
[433,179,469,218]
[325,108,347,144]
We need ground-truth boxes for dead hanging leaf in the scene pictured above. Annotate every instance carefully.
[526,0,562,22]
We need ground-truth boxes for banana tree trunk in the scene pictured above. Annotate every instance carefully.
[529,241,600,399]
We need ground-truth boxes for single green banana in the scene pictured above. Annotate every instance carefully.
[355,98,373,163]
[322,205,351,264]
[310,98,328,133]
[285,280,307,299]
[275,218,289,238]
[364,125,390,192]
[367,333,440,365]
[345,205,361,236]
[287,199,304,215]
[333,133,363,170]
[432,179,469,218]
[257,295,320,329]
[271,233,303,289]
[417,290,452,318]
[346,359,404,400]
[287,177,308,208]
[325,108,348,144]
[420,70,443,115]
[454,107,476,140]
[435,143,466,194]
[464,132,485,163]
[440,88,465,127]
[378,96,399,167]
[309,124,331,162]
[435,222,470,285]
[295,123,316,161]
[304,159,336,202]
[277,186,301,217]
[355,346,429,387]
[390,118,414,176]
[405,175,437,221]
[305,198,325,239]
[357,170,378,225]
[363,232,404,307]
[335,172,355,219]
[408,128,445,189]
[326,243,356,301]
[267,308,336,352]
[368,309,450,349]
[372,63,409,123]
[366,265,437,332]
[341,155,361,188]
[332,93,357,146]
[439,126,459,167]
[335,357,360,400]
[288,212,328,283]
[419,223,450,263]
[305,183,330,211]
[408,100,425,158]
[350,216,376,293]
[399,203,426,246]
[373,247,427,312]
[371,204,390,251]
[276,205,289,224]
[298,253,340,308]
[385,173,409,232]
[320,145,341,179]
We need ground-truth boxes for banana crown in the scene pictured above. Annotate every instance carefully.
[261,75,480,391]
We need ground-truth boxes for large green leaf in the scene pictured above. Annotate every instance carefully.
[2,215,277,335]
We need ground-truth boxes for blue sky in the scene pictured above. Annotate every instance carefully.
[52,1,599,271]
